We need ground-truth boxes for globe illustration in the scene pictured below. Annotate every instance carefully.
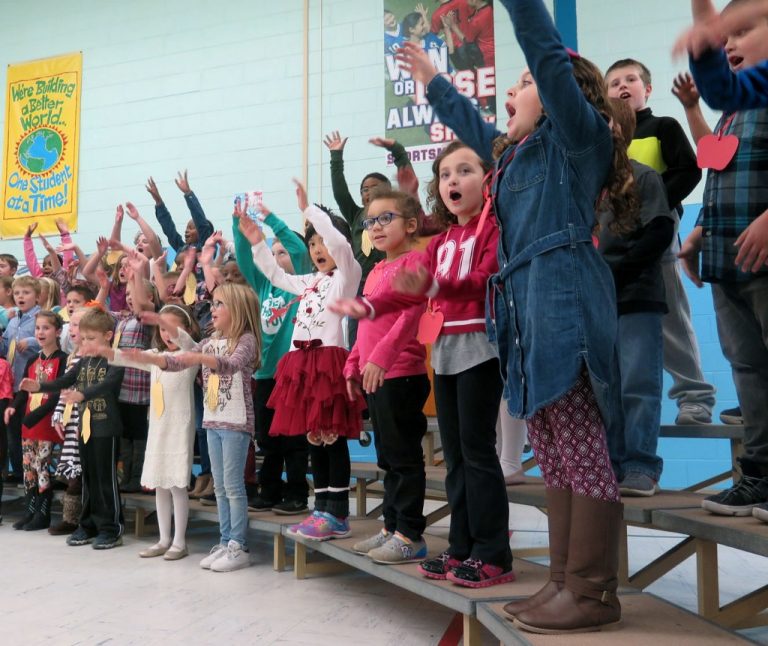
[18,128,63,173]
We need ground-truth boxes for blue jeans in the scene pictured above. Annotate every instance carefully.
[194,384,210,475]
[610,311,664,481]
[207,429,250,548]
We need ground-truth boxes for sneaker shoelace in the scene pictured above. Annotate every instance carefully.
[728,475,766,501]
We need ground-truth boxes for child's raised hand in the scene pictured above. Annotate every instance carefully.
[734,210,768,273]
[56,241,77,254]
[95,236,109,256]
[61,389,84,404]
[125,202,141,221]
[232,196,248,220]
[138,310,161,326]
[3,407,15,426]
[361,362,386,394]
[323,130,348,152]
[175,170,192,195]
[19,378,40,393]
[95,265,109,288]
[238,214,265,246]
[25,222,38,237]
[395,41,439,87]
[369,137,396,149]
[55,217,69,234]
[346,377,362,402]
[145,176,163,205]
[153,250,168,271]
[293,178,309,212]
[671,73,701,109]
[671,20,725,61]
[200,234,219,264]
[328,298,369,320]
[393,264,431,295]
[115,204,124,224]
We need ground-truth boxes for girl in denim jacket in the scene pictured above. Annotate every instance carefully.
[397,0,639,634]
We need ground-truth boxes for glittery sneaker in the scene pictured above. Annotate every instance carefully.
[447,558,516,589]
[286,511,322,536]
[368,533,428,565]
[352,529,391,555]
[296,511,350,541]
[417,550,463,580]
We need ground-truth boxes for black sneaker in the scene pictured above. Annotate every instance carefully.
[417,550,463,580]
[92,533,123,550]
[66,526,97,546]
[702,475,768,516]
[248,495,278,512]
[272,500,309,515]
[719,406,743,425]
[199,494,217,507]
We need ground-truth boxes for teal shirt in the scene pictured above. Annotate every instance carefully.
[233,213,311,379]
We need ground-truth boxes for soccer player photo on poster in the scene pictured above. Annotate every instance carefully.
[384,0,496,165]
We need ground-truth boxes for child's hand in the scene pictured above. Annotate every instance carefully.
[145,176,163,205]
[19,378,40,393]
[80,339,105,358]
[184,246,198,268]
[175,169,192,195]
[96,236,109,256]
[3,407,15,426]
[678,227,704,288]
[671,73,701,109]
[122,348,152,364]
[200,234,219,265]
[323,130,348,152]
[238,214,265,246]
[362,362,386,394]
[138,310,161,326]
[734,210,768,273]
[153,250,168,272]
[393,264,431,296]
[127,249,147,275]
[95,265,109,289]
[16,339,29,353]
[329,298,369,320]
[25,222,38,237]
[369,137,396,149]
[672,20,725,60]
[56,241,77,254]
[293,179,309,212]
[346,377,362,402]
[55,217,69,234]
[61,389,84,404]
[395,41,439,87]
[415,2,428,20]
[115,204,124,224]
[54,422,65,441]
[125,202,141,221]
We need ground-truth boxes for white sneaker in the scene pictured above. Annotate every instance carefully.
[199,543,227,569]
[210,540,251,572]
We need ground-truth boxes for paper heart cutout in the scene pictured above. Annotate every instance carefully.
[417,309,444,345]
[697,134,739,171]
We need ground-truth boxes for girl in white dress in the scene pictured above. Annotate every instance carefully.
[86,304,200,560]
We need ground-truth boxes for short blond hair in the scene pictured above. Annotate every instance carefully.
[79,307,115,334]
[12,275,40,295]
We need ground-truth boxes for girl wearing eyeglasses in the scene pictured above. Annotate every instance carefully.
[237,180,366,543]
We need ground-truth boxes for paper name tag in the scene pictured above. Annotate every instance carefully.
[417,308,444,345]
[697,134,739,170]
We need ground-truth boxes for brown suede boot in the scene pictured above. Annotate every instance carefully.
[49,493,81,535]
[503,488,571,619]
[190,473,212,499]
[196,474,214,499]
[514,494,623,634]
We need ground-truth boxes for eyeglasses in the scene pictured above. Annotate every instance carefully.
[362,212,404,230]
[212,300,228,310]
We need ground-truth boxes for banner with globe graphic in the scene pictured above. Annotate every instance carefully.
[1,52,82,238]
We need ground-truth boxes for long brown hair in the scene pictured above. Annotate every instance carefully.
[492,55,640,236]
[426,141,492,229]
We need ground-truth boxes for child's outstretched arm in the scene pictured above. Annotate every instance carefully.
[199,234,223,293]
[397,42,500,162]
[39,234,62,274]
[55,218,75,267]
[23,222,42,277]
[324,130,361,222]
[125,202,163,259]
[671,73,713,145]
[20,362,79,394]
[176,170,214,248]
[20,354,67,428]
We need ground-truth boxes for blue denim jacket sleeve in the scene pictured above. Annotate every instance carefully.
[184,192,214,249]
[425,76,502,163]
[690,48,768,112]
[500,0,610,153]
[154,203,184,252]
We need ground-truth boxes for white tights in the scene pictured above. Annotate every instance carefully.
[496,404,528,476]
[154,486,189,549]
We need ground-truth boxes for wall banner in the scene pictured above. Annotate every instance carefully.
[384,1,496,164]
[2,52,82,238]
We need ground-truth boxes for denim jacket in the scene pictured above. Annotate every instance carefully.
[426,0,621,428]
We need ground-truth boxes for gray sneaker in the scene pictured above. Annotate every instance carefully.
[368,534,428,565]
[675,403,712,425]
[352,529,391,555]
[619,472,659,497]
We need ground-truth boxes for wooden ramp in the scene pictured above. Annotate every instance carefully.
[476,594,753,646]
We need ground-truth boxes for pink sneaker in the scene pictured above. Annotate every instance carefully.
[287,511,322,536]
[296,512,351,541]
[446,558,516,589]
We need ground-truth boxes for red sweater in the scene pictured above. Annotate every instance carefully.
[14,350,67,442]
[363,214,499,337]
[344,252,427,382]
[431,0,472,47]
[463,5,495,67]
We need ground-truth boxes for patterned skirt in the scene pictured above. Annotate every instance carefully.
[54,406,81,480]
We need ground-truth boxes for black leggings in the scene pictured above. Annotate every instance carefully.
[310,440,351,519]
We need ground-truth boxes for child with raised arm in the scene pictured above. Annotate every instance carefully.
[334,142,512,589]
[342,190,431,565]
[396,0,638,632]
[239,181,365,541]
[21,306,126,549]
[232,202,313,515]
[4,311,67,531]
[86,305,200,560]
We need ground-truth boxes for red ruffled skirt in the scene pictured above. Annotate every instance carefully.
[268,344,365,439]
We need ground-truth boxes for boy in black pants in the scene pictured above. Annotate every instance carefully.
[21,307,125,548]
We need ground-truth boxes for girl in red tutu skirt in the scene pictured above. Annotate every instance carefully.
[237,180,365,541]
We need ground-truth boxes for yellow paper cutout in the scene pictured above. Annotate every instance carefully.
[29,393,43,410]
[361,230,373,257]
[81,406,91,444]
[206,373,220,411]
[112,327,123,350]
[184,274,196,305]
[151,380,165,418]
[62,401,74,425]
[7,339,16,366]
